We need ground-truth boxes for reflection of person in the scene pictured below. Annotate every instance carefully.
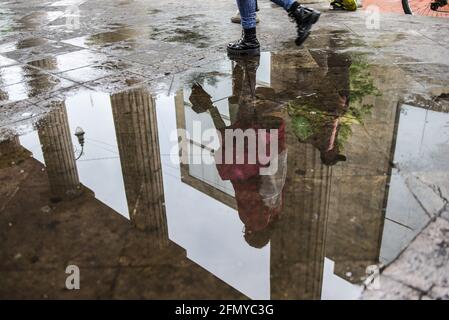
[288,36,353,166]
[227,0,320,56]
[189,56,287,248]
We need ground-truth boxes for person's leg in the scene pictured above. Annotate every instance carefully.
[270,0,296,10]
[231,0,260,24]
[270,0,320,46]
[236,0,257,30]
[227,0,260,56]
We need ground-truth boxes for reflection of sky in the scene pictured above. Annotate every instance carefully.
[321,258,362,300]
[20,91,128,217]
[19,89,271,300]
[381,105,449,264]
[156,94,270,300]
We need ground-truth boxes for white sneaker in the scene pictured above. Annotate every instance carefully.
[230,11,260,24]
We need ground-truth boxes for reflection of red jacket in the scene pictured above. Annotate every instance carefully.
[216,118,286,181]
[232,178,283,232]
[216,118,286,232]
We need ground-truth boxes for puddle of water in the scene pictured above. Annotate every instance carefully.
[13,11,64,31]
[0,38,50,54]
[0,64,76,105]
[27,49,106,73]
[0,54,19,67]
[61,29,138,50]
[1,49,447,300]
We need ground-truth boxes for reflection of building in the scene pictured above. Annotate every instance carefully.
[170,47,404,298]
[325,66,402,282]
[28,57,57,70]
[0,136,31,168]
[269,45,401,292]
[268,52,331,299]
[111,88,168,245]
[174,89,238,209]
[0,90,246,299]
[271,45,404,284]
[38,102,81,199]
[271,138,331,299]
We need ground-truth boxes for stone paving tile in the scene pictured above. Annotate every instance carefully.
[26,49,108,73]
[442,211,449,222]
[0,77,76,106]
[0,100,43,129]
[0,63,78,107]
[361,275,421,300]
[380,218,449,293]
[2,40,82,64]
[81,71,151,94]
[0,55,20,68]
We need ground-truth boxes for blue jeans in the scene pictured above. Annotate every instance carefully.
[236,0,296,29]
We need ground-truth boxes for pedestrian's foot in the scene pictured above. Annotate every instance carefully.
[230,11,260,24]
[288,4,320,46]
[227,28,261,57]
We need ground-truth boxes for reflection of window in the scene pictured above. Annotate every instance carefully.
[175,90,237,210]
[174,54,272,210]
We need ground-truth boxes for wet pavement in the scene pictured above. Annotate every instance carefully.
[1,0,449,300]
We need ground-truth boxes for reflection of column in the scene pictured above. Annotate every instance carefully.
[270,136,331,299]
[325,66,401,282]
[16,38,46,50]
[0,88,8,102]
[38,102,81,199]
[269,51,331,300]
[26,58,58,99]
[111,88,168,246]
[28,57,57,70]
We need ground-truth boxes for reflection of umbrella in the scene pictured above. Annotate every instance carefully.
[189,82,214,113]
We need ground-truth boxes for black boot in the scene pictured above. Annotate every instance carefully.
[288,2,320,46]
[227,27,260,57]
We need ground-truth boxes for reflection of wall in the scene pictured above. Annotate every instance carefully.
[325,66,401,283]
[38,102,81,199]
[269,49,401,293]
[1,141,246,299]
[270,132,331,300]
[111,88,168,246]
[0,136,31,168]
[270,52,331,299]
[0,136,21,158]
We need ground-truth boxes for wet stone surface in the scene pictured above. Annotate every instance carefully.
[0,0,448,300]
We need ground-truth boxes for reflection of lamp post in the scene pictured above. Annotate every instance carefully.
[74,127,85,160]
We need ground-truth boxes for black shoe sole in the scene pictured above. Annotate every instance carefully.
[227,47,261,57]
[295,11,320,47]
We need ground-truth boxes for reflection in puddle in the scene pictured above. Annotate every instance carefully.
[0,64,75,104]
[1,44,446,299]
[0,38,50,54]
